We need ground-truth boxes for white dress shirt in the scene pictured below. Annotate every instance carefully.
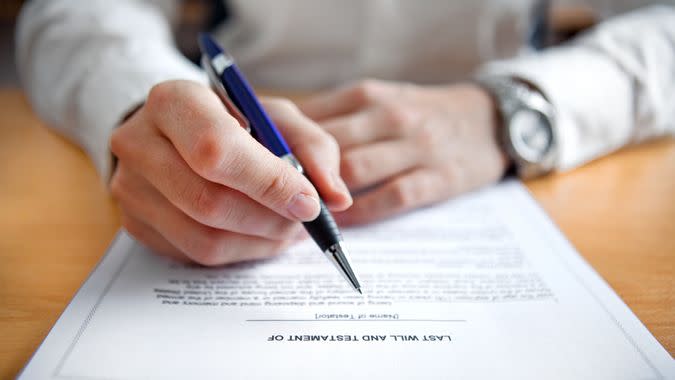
[16,0,675,180]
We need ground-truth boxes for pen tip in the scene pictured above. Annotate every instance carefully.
[324,241,362,294]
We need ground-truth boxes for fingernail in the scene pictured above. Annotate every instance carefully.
[288,193,321,221]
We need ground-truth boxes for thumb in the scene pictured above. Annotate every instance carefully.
[262,97,353,211]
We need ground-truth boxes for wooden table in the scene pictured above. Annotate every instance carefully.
[1,89,673,378]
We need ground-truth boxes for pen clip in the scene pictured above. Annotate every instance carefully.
[201,54,251,134]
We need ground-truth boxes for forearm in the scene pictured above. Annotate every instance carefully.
[480,5,675,171]
[16,0,206,180]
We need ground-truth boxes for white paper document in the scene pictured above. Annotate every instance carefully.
[20,181,674,379]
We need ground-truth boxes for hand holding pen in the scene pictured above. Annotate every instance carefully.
[109,69,353,273]
[198,34,362,292]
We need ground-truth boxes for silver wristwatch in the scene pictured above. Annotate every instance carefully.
[477,76,557,179]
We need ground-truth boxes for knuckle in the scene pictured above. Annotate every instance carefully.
[340,154,365,185]
[190,229,226,266]
[259,168,292,205]
[351,79,383,104]
[269,219,301,240]
[192,184,224,224]
[147,80,211,121]
[318,129,339,151]
[414,123,437,151]
[195,187,243,229]
[145,82,175,115]
[236,206,300,239]
[382,104,414,133]
[266,241,288,258]
[390,180,416,208]
[307,129,339,155]
[190,129,227,178]
[265,97,298,114]
[218,149,249,185]
[181,87,218,117]
[443,164,462,188]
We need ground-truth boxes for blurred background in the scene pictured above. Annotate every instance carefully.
[0,0,665,90]
[0,0,22,87]
[0,0,602,89]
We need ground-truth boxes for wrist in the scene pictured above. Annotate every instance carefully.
[466,83,514,177]
[110,102,144,183]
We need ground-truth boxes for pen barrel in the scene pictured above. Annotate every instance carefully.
[302,200,342,252]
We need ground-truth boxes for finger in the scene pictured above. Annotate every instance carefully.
[322,105,418,151]
[120,212,188,263]
[112,123,303,241]
[297,79,392,121]
[340,139,422,192]
[165,214,295,266]
[145,80,321,222]
[263,97,352,211]
[333,167,450,226]
[112,163,294,266]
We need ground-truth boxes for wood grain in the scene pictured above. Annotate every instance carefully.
[0,90,120,379]
[0,89,672,378]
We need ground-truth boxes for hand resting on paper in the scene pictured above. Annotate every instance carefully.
[299,80,511,225]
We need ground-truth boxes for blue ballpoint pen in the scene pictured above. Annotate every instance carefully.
[198,34,362,294]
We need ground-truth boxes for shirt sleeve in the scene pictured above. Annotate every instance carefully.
[479,5,675,171]
[16,0,207,181]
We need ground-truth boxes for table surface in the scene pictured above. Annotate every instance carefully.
[1,89,673,378]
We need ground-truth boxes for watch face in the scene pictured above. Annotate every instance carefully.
[509,109,553,164]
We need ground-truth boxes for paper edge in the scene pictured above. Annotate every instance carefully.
[17,230,134,380]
